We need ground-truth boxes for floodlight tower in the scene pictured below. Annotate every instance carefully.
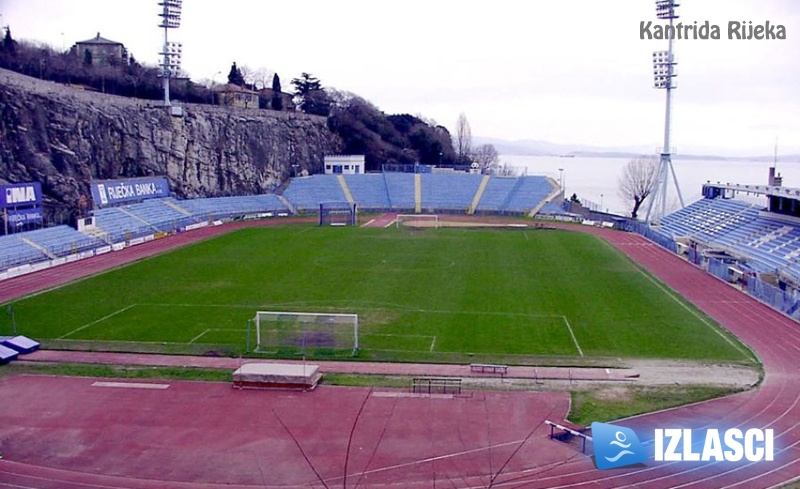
[646,0,685,224]
[158,0,182,107]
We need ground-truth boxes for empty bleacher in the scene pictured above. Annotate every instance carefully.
[420,174,483,212]
[343,174,391,210]
[659,198,760,240]
[475,176,519,213]
[659,197,800,276]
[20,225,104,257]
[282,175,347,212]
[0,234,47,270]
[383,173,416,211]
[503,176,558,214]
[281,173,559,215]
[178,195,288,221]
[91,206,157,243]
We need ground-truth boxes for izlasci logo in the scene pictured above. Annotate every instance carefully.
[592,422,775,470]
[592,422,648,470]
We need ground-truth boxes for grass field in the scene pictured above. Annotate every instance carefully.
[5,225,754,364]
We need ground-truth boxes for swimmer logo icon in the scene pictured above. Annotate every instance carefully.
[592,422,648,470]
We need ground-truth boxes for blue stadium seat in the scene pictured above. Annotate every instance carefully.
[383,173,416,211]
[178,195,288,221]
[343,174,391,210]
[282,175,347,212]
[420,174,483,212]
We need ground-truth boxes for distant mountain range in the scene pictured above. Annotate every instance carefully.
[474,137,800,163]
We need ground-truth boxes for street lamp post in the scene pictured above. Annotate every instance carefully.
[210,70,221,104]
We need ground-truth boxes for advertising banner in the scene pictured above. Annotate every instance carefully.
[91,177,170,207]
[4,207,43,225]
[0,182,42,208]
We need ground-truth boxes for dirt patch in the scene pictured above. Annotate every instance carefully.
[622,359,761,387]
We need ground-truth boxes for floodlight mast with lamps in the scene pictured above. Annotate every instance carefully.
[645,0,685,224]
[158,0,182,107]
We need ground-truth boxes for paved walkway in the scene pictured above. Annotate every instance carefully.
[21,349,638,382]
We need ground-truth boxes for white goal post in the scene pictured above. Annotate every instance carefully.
[253,311,359,356]
[395,214,440,229]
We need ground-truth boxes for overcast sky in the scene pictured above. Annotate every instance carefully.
[2,0,799,156]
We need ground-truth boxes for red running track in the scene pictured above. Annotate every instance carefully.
[489,226,800,489]
[1,219,800,487]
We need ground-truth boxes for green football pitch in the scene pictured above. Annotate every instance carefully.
[6,225,753,364]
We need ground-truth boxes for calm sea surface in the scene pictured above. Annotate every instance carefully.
[502,154,800,217]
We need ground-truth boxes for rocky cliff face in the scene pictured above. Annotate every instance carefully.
[0,69,342,223]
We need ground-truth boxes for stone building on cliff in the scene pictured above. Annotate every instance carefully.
[72,33,127,66]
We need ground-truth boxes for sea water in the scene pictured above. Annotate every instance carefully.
[502,154,800,217]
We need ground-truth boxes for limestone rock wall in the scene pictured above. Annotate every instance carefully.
[0,69,342,223]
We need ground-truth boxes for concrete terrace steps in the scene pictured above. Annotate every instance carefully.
[163,198,194,217]
[337,174,355,205]
[20,237,56,260]
[468,174,491,214]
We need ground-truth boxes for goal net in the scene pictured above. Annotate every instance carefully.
[319,201,357,227]
[253,311,359,356]
[395,214,440,229]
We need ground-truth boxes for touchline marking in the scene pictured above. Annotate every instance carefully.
[562,315,584,357]
[58,304,137,339]
[629,260,754,360]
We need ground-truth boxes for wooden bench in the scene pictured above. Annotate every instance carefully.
[469,363,508,376]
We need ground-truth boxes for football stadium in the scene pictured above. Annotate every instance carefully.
[1,167,800,488]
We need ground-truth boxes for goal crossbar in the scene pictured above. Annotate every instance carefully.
[395,214,440,228]
[253,311,359,355]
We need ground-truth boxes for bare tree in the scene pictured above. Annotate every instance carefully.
[238,64,256,88]
[251,66,275,90]
[618,155,659,219]
[455,113,472,164]
[473,144,500,172]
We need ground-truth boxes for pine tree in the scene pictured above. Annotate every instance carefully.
[270,73,283,110]
[2,27,17,54]
[227,62,245,86]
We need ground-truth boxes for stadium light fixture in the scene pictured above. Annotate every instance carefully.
[645,0,685,224]
[157,0,182,107]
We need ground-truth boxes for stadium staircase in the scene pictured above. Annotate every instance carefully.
[414,174,422,213]
[277,195,295,214]
[118,206,159,232]
[468,175,491,214]
[163,199,194,217]
[337,175,356,206]
[82,225,112,244]
[528,177,561,217]
[20,237,56,260]
[499,177,526,213]
[382,173,393,209]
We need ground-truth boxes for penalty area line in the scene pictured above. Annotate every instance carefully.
[430,336,437,352]
[562,315,584,357]
[58,304,137,339]
[189,329,211,344]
